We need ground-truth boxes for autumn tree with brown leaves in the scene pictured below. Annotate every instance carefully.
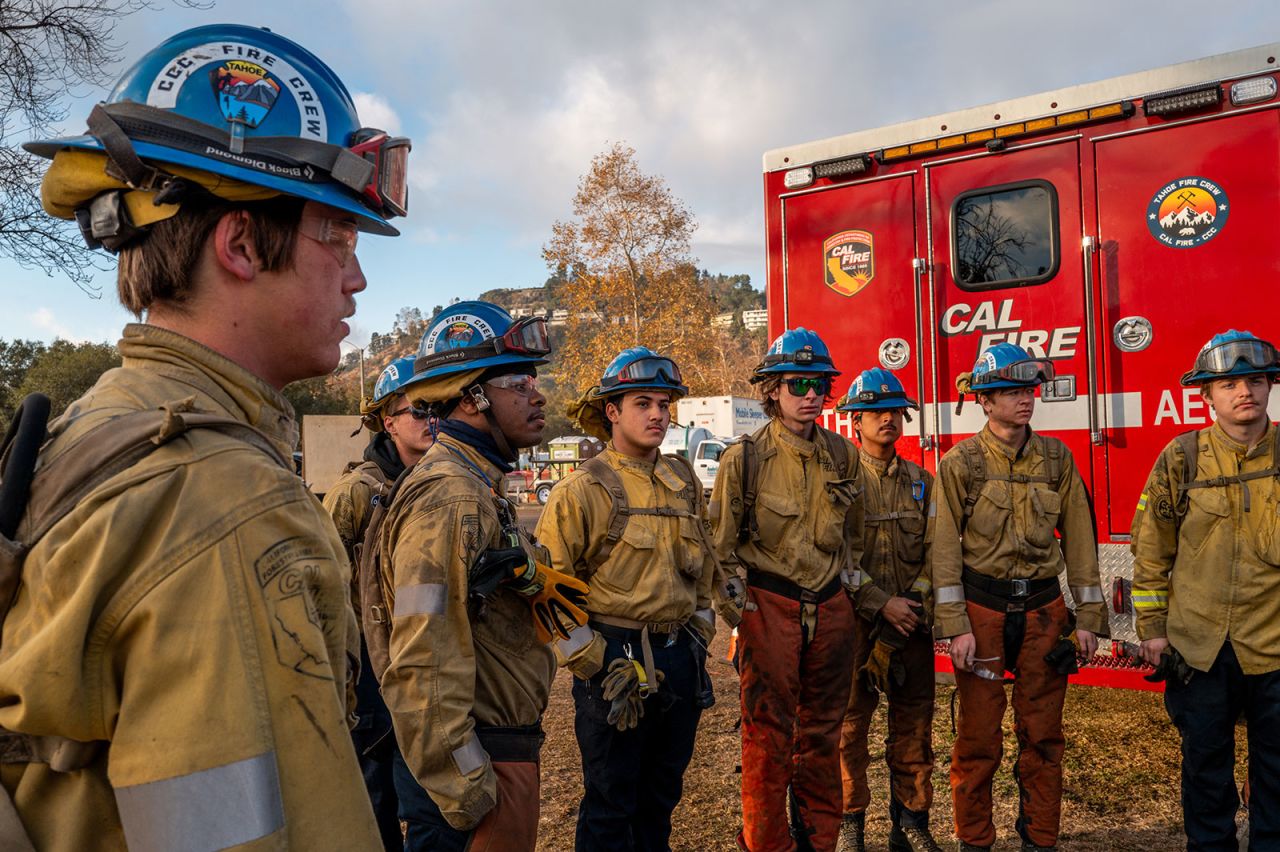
[543,143,758,402]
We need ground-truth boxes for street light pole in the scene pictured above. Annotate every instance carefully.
[340,339,367,402]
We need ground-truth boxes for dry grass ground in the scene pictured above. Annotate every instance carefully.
[535,630,1249,852]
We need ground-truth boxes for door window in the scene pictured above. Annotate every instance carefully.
[951,180,1059,290]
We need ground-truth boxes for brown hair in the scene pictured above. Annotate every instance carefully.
[758,376,781,419]
[116,196,305,316]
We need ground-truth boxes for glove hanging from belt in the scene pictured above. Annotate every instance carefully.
[1044,629,1082,675]
[601,657,665,731]
[1144,647,1195,686]
[858,619,909,696]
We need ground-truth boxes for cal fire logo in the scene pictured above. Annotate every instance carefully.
[212,60,281,128]
[823,230,874,297]
[1147,176,1229,249]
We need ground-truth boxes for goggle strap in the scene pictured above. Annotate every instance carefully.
[761,351,833,368]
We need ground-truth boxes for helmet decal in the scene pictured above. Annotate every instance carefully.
[212,61,281,129]
[423,314,497,353]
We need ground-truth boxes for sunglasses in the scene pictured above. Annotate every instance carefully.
[784,376,832,397]
[388,405,430,421]
[298,215,359,267]
[485,375,539,397]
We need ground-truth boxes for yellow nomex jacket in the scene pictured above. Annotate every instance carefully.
[710,419,864,592]
[1131,422,1280,675]
[852,449,934,621]
[377,434,555,831]
[535,447,716,666]
[930,426,1105,638]
[0,323,379,852]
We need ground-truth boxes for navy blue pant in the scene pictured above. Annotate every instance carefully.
[1164,641,1280,851]
[352,641,404,851]
[572,628,705,852]
[392,748,470,852]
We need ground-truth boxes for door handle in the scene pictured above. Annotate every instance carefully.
[1082,236,1102,446]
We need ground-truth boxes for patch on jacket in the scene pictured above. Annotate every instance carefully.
[256,536,336,681]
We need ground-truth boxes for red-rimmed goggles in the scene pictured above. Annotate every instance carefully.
[973,358,1055,386]
[349,129,411,218]
[492,316,551,357]
[600,356,684,390]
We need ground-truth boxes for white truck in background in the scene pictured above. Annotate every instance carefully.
[676,395,765,439]
[660,424,726,496]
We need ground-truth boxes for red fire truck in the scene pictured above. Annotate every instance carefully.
[762,42,1280,689]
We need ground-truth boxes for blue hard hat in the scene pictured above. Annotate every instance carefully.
[969,342,1053,392]
[752,328,840,381]
[837,368,918,412]
[371,356,420,407]
[25,24,407,235]
[592,347,689,400]
[1181,329,1280,386]
[412,301,551,381]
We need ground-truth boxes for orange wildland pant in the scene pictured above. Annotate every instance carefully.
[738,584,856,852]
[839,615,935,819]
[951,596,1070,849]
[467,761,540,851]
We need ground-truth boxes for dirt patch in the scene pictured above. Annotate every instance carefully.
[536,631,1249,851]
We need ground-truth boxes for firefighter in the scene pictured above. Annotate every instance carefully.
[834,369,941,852]
[322,355,432,850]
[536,347,717,851]
[1131,329,1280,849]
[373,301,589,852]
[0,24,405,850]
[931,342,1106,852]
[710,328,865,852]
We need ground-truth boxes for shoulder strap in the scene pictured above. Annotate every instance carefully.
[351,464,391,545]
[819,428,852,479]
[1043,436,1065,488]
[662,452,701,509]
[358,463,416,683]
[1172,430,1200,502]
[580,455,630,569]
[958,438,987,527]
[738,425,769,544]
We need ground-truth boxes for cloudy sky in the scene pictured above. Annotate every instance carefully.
[2,0,1274,344]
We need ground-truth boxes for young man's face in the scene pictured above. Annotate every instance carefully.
[858,408,904,452]
[606,390,673,452]
[980,385,1036,428]
[481,373,547,449]
[770,372,831,426]
[383,393,433,460]
[1203,374,1272,431]
[261,201,367,385]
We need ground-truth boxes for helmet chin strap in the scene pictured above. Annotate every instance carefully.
[468,384,519,463]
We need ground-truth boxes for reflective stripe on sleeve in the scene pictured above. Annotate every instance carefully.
[116,752,283,852]
[452,738,487,776]
[934,585,965,605]
[1131,590,1169,610]
[928,502,937,518]
[1071,585,1105,604]
[841,569,863,588]
[911,576,932,594]
[394,583,447,617]
[556,624,595,659]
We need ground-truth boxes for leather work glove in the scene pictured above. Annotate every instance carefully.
[716,575,751,629]
[524,563,590,645]
[858,638,906,696]
[1044,631,1082,675]
[1144,647,1195,686]
[468,546,530,601]
[601,657,664,731]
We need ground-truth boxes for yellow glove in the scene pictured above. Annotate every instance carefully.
[857,639,906,696]
[522,562,590,645]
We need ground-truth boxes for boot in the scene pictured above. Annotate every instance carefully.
[958,843,990,852]
[1020,844,1056,852]
[889,824,943,852]
[835,812,865,852]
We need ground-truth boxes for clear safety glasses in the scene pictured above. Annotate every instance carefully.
[785,376,833,397]
[485,375,540,397]
[969,656,1007,681]
[298,215,359,267]
[599,356,683,390]
[973,358,1055,387]
[1194,338,1280,376]
[349,129,412,218]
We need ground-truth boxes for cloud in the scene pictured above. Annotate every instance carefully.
[30,308,86,343]
[353,92,403,135]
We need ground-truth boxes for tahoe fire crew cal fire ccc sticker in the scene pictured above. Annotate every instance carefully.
[823,230,875,296]
[1147,176,1229,249]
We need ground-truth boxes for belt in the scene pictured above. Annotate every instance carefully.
[590,614,686,638]
[962,566,1061,613]
[747,569,843,604]
[475,724,544,764]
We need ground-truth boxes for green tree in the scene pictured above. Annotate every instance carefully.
[283,374,361,418]
[0,339,48,425]
[15,340,120,420]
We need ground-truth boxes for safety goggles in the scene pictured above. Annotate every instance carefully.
[485,374,540,397]
[785,376,833,397]
[1194,338,1280,376]
[298,214,359,267]
[349,129,411,218]
[388,405,430,421]
[492,317,551,357]
[972,358,1055,387]
[599,356,683,391]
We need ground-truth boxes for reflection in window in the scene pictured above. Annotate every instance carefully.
[953,182,1057,289]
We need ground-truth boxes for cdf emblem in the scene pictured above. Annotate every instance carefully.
[823,230,874,296]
